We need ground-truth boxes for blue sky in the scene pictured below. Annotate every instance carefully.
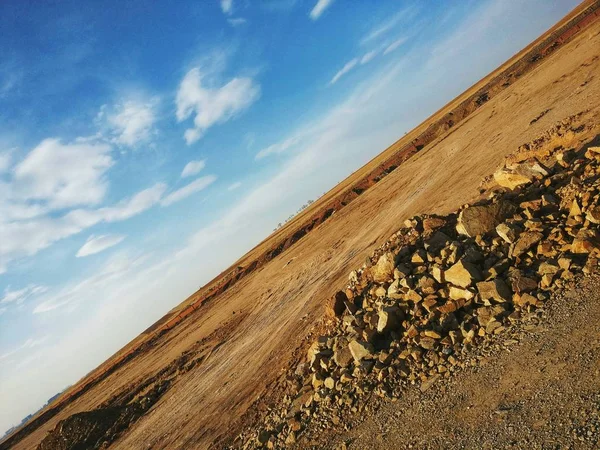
[0,0,580,434]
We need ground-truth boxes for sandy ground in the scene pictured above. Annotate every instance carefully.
[5,6,600,450]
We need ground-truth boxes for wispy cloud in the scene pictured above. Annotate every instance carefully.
[76,234,126,258]
[330,58,359,85]
[360,50,378,65]
[1,285,47,305]
[181,160,206,178]
[176,68,261,144]
[220,0,233,15]
[255,135,301,160]
[186,63,414,265]
[383,37,408,55]
[32,253,146,314]
[101,99,158,147]
[309,0,335,21]
[160,175,216,207]
[0,182,166,272]
[228,17,247,26]
[0,150,13,173]
[425,0,511,70]
[0,336,49,362]
[0,60,23,98]
[360,5,418,45]
[227,181,242,191]
[72,183,167,224]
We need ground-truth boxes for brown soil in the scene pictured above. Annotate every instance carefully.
[2,2,600,449]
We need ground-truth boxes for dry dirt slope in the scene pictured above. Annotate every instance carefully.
[102,17,600,450]
[4,5,600,450]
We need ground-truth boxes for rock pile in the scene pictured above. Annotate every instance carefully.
[238,139,600,448]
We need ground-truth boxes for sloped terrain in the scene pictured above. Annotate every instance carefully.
[237,116,600,448]
[2,3,600,450]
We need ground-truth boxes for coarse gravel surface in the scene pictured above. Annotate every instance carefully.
[304,274,600,449]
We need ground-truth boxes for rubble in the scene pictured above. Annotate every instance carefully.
[444,260,482,287]
[493,169,533,189]
[238,132,600,449]
[456,201,516,237]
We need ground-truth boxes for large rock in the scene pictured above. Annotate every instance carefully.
[496,223,518,243]
[372,252,396,283]
[513,292,539,308]
[333,346,353,367]
[493,169,532,190]
[586,207,600,224]
[585,146,600,159]
[571,229,600,253]
[444,260,483,288]
[449,286,475,300]
[507,269,538,293]
[417,275,437,294]
[377,306,401,333]
[456,201,516,237]
[306,341,321,363]
[387,279,404,299]
[422,216,446,234]
[425,231,450,252]
[476,279,512,302]
[512,231,544,257]
[348,340,375,362]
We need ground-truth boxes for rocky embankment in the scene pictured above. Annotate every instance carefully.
[236,121,600,448]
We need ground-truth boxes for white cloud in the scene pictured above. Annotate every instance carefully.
[0,336,49,362]
[76,234,126,258]
[255,135,302,160]
[104,100,157,147]
[181,160,206,178]
[182,70,411,263]
[228,18,247,26]
[360,51,378,65]
[309,0,335,20]
[383,37,408,55]
[176,68,261,144]
[327,51,377,89]
[227,181,242,191]
[360,6,417,45]
[1,285,47,305]
[330,58,358,85]
[71,183,167,224]
[425,0,511,70]
[13,138,113,210]
[0,183,48,221]
[34,253,147,314]
[0,183,166,272]
[0,151,12,173]
[220,0,233,15]
[160,175,216,207]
